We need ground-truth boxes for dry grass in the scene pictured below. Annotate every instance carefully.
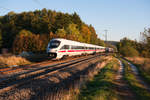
[126,57,150,72]
[126,57,150,86]
[0,56,31,67]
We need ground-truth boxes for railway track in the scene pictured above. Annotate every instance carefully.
[0,55,93,81]
[0,55,89,75]
[0,54,101,93]
[0,58,55,74]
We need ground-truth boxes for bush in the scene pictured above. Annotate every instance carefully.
[141,50,150,58]
[120,46,139,57]
[12,30,50,54]
[0,56,31,67]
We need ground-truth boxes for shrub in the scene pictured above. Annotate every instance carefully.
[0,56,31,67]
[120,46,139,57]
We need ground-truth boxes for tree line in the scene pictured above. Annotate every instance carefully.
[117,28,150,57]
[0,8,104,54]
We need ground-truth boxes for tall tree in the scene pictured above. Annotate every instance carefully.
[117,37,140,57]
[0,8,104,53]
[72,12,82,29]
[56,28,67,38]
[80,24,91,43]
[140,28,150,57]
[53,13,72,32]
[66,23,83,42]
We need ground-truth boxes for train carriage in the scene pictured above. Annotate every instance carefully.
[47,38,108,59]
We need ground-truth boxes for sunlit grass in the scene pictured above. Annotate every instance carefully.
[121,58,150,100]
[0,56,31,67]
[125,57,150,84]
[78,58,120,100]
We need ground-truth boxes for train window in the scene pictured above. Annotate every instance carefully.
[49,40,60,48]
[71,46,84,49]
[71,46,75,49]
[77,46,80,49]
[61,45,69,49]
[81,46,84,49]
[79,46,84,49]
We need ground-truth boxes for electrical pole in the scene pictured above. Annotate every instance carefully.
[104,29,108,43]
[104,29,108,54]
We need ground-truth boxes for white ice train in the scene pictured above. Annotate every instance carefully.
[47,38,110,59]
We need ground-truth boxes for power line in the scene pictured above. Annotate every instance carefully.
[32,0,45,8]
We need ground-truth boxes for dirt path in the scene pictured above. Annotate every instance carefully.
[113,59,137,100]
[127,62,150,92]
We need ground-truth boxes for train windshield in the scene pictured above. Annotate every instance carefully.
[49,40,61,48]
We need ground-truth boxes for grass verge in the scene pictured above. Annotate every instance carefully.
[125,57,150,85]
[0,56,31,68]
[121,58,150,100]
[78,58,120,100]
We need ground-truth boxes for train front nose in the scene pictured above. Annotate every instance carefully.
[48,52,57,58]
[47,49,57,58]
[47,39,61,58]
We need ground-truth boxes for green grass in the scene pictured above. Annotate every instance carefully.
[126,59,150,85]
[78,58,120,100]
[121,58,150,100]
[133,63,150,85]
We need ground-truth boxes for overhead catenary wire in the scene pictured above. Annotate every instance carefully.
[32,0,46,8]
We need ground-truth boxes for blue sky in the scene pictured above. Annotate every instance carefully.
[0,0,150,41]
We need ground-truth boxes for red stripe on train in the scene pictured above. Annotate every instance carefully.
[58,50,66,52]
[58,49,104,52]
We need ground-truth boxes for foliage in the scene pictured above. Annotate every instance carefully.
[0,8,104,53]
[55,28,67,38]
[19,29,33,36]
[66,23,83,41]
[140,28,150,57]
[120,46,139,57]
[13,30,50,54]
[80,24,92,43]
[117,28,150,57]
[117,37,139,57]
